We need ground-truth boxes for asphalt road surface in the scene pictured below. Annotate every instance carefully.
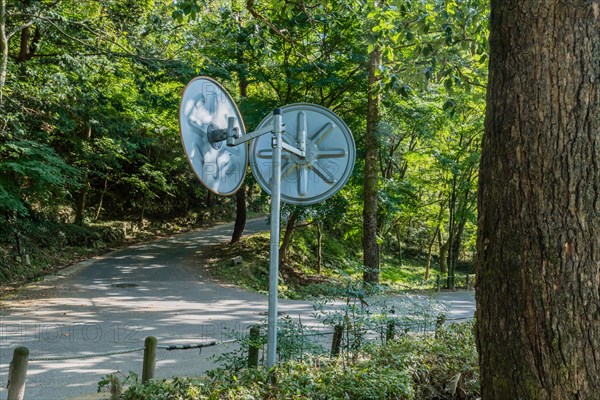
[0,219,475,399]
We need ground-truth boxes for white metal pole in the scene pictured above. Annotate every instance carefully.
[267,108,283,369]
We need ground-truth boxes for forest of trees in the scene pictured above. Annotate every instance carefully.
[3,0,600,397]
[0,0,488,286]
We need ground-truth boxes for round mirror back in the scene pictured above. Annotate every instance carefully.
[179,77,247,195]
[250,103,355,205]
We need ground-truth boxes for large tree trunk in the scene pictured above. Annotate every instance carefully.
[17,25,30,62]
[476,2,600,398]
[362,45,382,284]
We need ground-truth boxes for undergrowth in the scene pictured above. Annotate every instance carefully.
[101,322,479,400]
[203,226,472,300]
[99,278,478,399]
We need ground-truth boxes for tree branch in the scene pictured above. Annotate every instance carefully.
[246,0,294,44]
[295,220,315,229]
[7,20,34,40]
[453,64,486,88]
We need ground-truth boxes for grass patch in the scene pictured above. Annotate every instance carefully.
[201,232,338,299]
[204,232,271,295]
[380,253,439,290]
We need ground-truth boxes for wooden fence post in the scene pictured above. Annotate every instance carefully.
[466,274,470,288]
[435,314,446,337]
[386,320,395,343]
[436,274,441,292]
[331,324,344,356]
[7,347,29,400]
[142,336,157,383]
[248,325,260,368]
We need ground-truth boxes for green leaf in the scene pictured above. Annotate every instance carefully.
[444,78,453,91]
[424,66,433,80]
[443,99,456,113]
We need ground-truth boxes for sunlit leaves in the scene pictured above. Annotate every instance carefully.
[0,0,194,221]
[172,0,204,21]
[0,140,80,215]
[0,0,489,268]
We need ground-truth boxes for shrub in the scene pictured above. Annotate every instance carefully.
[121,376,205,400]
[113,322,479,400]
[389,322,480,399]
[272,359,413,399]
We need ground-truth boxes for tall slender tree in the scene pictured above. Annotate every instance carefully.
[476,1,600,397]
[362,43,382,284]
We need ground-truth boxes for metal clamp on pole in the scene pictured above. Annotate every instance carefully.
[227,124,273,147]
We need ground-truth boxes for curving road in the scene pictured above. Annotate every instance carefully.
[0,219,475,399]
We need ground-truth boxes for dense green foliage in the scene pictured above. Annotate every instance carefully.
[1,1,203,221]
[101,322,478,399]
[1,0,488,286]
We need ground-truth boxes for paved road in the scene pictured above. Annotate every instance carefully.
[0,219,475,399]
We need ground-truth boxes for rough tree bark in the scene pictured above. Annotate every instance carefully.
[476,1,600,398]
[362,45,382,284]
[17,25,39,63]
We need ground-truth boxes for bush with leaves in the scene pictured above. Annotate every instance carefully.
[271,358,414,399]
[99,372,206,400]
[108,321,478,400]
[400,322,480,399]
